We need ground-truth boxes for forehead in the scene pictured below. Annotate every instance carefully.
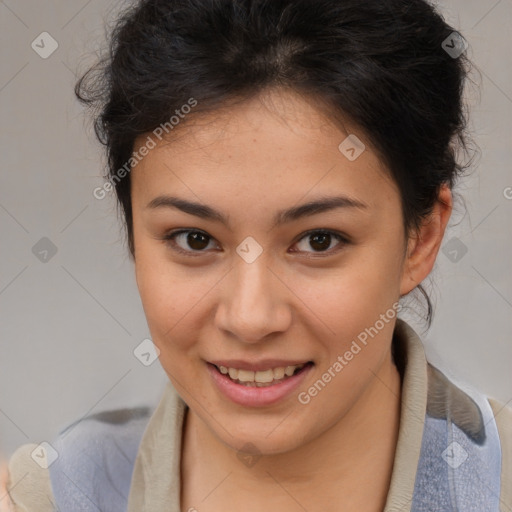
[130,89,399,215]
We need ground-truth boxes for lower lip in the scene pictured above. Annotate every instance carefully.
[206,362,314,407]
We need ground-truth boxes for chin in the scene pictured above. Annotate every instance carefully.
[215,418,308,456]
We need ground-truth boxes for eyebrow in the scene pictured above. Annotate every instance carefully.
[146,194,368,228]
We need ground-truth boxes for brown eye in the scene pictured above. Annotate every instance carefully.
[185,232,210,250]
[163,230,218,254]
[293,230,348,255]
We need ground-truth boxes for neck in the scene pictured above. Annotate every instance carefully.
[181,349,401,511]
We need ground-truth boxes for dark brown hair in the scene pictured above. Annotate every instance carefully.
[76,0,473,327]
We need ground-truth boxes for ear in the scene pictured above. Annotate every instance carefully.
[400,183,453,296]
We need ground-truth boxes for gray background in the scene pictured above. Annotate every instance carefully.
[1,0,511,457]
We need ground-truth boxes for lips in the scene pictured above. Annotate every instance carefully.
[206,360,314,407]
[208,359,313,372]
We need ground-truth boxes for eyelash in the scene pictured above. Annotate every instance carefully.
[160,229,350,258]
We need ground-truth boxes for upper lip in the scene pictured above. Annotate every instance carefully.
[208,359,313,372]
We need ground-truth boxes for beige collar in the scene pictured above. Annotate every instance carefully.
[127,319,428,512]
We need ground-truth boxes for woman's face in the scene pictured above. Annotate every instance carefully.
[131,89,412,455]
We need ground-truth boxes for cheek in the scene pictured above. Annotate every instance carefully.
[136,265,204,383]
[134,248,217,367]
[295,266,400,412]
[299,247,403,332]
[288,244,403,387]
[135,251,190,346]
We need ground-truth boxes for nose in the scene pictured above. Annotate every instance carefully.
[214,257,292,343]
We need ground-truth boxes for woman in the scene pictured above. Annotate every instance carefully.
[3,0,511,511]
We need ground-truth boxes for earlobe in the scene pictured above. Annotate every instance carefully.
[400,184,453,296]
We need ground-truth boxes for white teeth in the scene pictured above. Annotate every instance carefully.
[284,366,296,377]
[255,369,274,383]
[217,363,307,384]
[273,367,285,379]
[237,369,255,382]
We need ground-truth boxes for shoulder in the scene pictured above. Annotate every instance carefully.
[6,443,55,512]
[423,363,512,510]
[488,397,512,511]
[7,406,153,512]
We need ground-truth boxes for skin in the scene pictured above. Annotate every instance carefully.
[0,461,13,512]
[131,88,452,512]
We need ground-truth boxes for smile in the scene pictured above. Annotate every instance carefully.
[215,363,308,387]
[207,361,314,407]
